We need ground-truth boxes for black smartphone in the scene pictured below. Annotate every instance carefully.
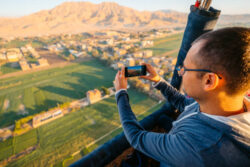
[125,65,147,77]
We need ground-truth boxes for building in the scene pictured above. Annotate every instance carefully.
[122,37,130,42]
[126,58,135,66]
[48,44,62,52]
[6,54,22,62]
[152,57,160,65]
[143,50,153,58]
[81,44,87,50]
[6,48,23,62]
[116,49,127,56]
[20,47,29,53]
[74,51,87,58]
[141,41,154,48]
[19,60,30,71]
[31,63,39,69]
[111,62,124,70]
[106,31,119,36]
[133,52,143,58]
[95,32,107,36]
[0,53,6,60]
[98,39,114,45]
[0,128,12,141]
[87,46,93,52]
[26,45,40,58]
[32,110,63,128]
[86,89,102,104]
[122,44,131,50]
[38,58,49,67]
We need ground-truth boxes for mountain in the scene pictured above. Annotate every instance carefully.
[0,2,187,38]
[0,1,249,38]
[217,14,250,27]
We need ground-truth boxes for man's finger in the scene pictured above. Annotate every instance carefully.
[144,63,153,73]
[118,70,122,78]
[121,67,125,77]
[147,64,156,74]
[116,71,119,78]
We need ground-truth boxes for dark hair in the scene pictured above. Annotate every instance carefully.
[193,27,250,95]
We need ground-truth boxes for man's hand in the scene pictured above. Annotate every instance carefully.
[114,67,128,92]
[140,63,161,83]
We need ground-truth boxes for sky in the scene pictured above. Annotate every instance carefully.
[0,0,249,17]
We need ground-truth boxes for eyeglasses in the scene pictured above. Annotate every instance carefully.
[176,66,222,79]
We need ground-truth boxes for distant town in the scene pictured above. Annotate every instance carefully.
[0,28,181,142]
[0,28,180,75]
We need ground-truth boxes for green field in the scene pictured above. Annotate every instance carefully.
[0,129,37,161]
[0,34,178,166]
[1,89,159,167]
[0,63,21,75]
[145,33,183,57]
[0,59,117,127]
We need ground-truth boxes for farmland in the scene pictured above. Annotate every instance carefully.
[0,59,116,127]
[0,32,182,167]
[145,33,183,57]
[1,89,159,167]
[0,63,22,75]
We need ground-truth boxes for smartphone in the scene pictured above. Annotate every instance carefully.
[125,65,147,77]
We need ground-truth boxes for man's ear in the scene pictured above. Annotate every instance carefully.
[202,73,220,92]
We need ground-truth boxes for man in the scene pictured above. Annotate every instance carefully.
[114,27,250,166]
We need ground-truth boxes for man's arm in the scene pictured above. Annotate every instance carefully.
[153,78,195,112]
[139,63,194,112]
[116,90,198,165]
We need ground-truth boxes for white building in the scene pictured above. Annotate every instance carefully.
[0,53,6,60]
[141,41,154,48]
[143,50,153,58]
[126,58,135,66]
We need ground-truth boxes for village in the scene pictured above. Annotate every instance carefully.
[0,28,180,142]
[0,28,179,73]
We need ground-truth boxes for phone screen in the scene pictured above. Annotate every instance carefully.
[125,65,146,77]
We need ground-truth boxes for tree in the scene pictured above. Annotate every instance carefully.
[102,52,108,60]
[62,48,70,57]
[113,53,119,61]
[69,54,75,61]
[127,47,137,54]
[92,49,99,57]
[101,86,110,95]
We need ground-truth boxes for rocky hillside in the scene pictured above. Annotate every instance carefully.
[0,1,249,38]
[0,2,187,38]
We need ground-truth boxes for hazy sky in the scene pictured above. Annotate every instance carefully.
[0,0,249,17]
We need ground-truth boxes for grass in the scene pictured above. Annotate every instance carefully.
[14,129,38,154]
[1,39,46,49]
[64,101,164,167]
[0,63,21,75]
[144,33,183,57]
[0,59,117,127]
[0,138,13,161]
[2,39,28,49]
[0,129,38,161]
[3,89,158,167]
[26,55,38,63]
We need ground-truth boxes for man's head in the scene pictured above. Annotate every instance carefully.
[182,27,250,101]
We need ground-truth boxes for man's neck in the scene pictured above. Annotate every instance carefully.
[199,94,247,117]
